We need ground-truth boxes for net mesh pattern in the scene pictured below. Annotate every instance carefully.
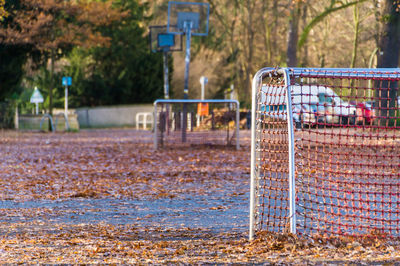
[254,73,291,233]
[254,68,400,238]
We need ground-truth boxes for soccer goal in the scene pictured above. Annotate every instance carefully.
[250,67,400,240]
[154,99,240,150]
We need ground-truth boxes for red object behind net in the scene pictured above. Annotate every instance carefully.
[254,68,400,238]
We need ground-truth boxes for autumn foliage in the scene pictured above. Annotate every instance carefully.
[0,0,6,19]
[0,0,125,49]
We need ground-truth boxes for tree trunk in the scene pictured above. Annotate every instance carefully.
[286,2,301,67]
[261,1,271,64]
[350,4,360,69]
[300,4,308,67]
[376,0,400,125]
[243,0,255,102]
[350,4,360,94]
[372,0,381,49]
[318,20,330,68]
[271,0,278,62]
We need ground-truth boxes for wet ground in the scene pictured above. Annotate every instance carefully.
[0,191,248,233]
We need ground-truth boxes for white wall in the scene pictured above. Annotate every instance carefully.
[76,104,153,128]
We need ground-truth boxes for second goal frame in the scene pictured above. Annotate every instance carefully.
[154,99,240,150]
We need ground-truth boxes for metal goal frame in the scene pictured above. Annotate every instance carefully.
[154,99,240,150]
[249,67,400,240]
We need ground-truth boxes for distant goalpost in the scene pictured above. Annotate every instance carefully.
[154,99,240,150]
[250,67,400,240]
[151,2,213,148]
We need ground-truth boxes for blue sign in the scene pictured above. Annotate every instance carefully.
[62,76,72,86]
[158,33,175,48]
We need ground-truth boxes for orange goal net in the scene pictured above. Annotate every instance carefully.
[250,68,400,240]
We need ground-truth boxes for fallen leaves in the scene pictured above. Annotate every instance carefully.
[0,129,399,263]
[0,130,249,201]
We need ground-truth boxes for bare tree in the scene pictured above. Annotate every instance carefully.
[286,0,302,67]
[298,0,368,50]
[146,0,388,103]
[376,0,400,123]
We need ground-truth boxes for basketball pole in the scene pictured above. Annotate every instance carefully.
[182,21,192,143]
[163,51,170,134]
[163,51,169,100]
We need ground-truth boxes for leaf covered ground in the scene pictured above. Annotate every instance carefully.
[0,129,399,264]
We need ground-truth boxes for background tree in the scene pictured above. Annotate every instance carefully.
[297,0,368,50]
[2,0,399,110]
[63,0,165,107]
[376,0,400,123]
[286,0,303,67]
[0,0,123,114]
[145,0,377,106]
[0,45,28,100]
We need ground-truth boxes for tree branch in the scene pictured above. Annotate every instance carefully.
[297,0,368,49]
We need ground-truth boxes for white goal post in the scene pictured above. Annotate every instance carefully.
[250,67,400,240]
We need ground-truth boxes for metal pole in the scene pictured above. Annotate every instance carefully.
[230,84,234,109]
[163,51,170,134]
[14,105,19,130]
[163,51,169,100]
[201,79,205,100]
[182,22,192,143]
[249,67,275,240]
[249,72,260,240]
[235,102,240,150]
[65,85,68,130]
[183,22,192,99]
[153,102,158,150]
[279,68,297,235]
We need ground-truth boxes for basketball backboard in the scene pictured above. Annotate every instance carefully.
[167,1,210,36]
[149,25,183,53]
[158,33,175,48]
